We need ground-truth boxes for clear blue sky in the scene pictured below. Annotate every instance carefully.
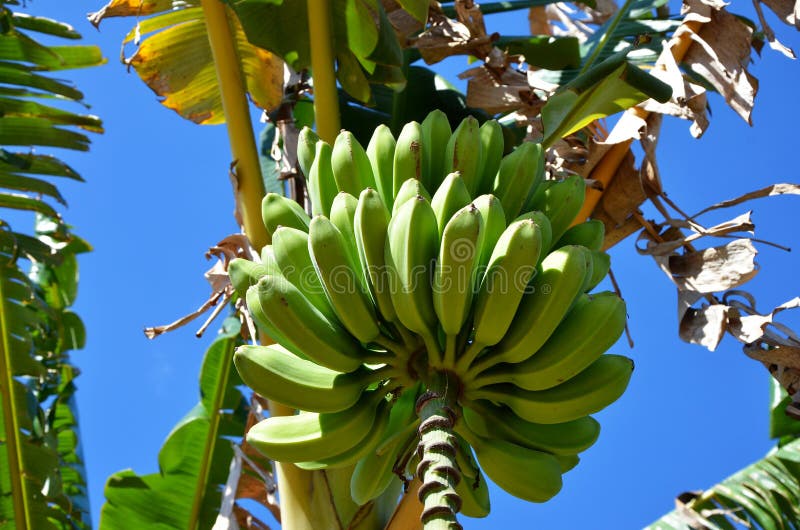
[24,1,800,528]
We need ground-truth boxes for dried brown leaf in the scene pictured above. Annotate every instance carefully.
[382,0,424,40]
[529,6,551,35]
[598,151,646,225]
[414,13,494,64]
[691,183,800,217]
[679,303,729,351]
[641,212,755,256]
[595,208,642,250]
[760,0,800,29]
[682,3,759,124]
[460,64,534,114]
[88,0,174,27]
[753,0,797,58]
[665,239,759,293]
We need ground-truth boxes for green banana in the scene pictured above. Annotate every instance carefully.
[445,116,482,196]
[329,191,364,277]
[271,226,337,322]
[470,219,543,349]
[261,193,311,239]
[366,124,397,210]
[234,344,380,413]
[453,436,491,518]
[331,130,376,195]
[433,205,482,363]
[308,140,338,217]
[492,142,545,222]
[585,250,610,292]
[354,187,396,322]
[471,292,626,391]
[461,401,600,456]
[457,426,563,503]
[297,126,320,178]
[246,275,365,373]
[421,109,452,191]
[246,390,385,462]
[476,119,504,195]
[260,245,281,272]
[228,258,270,298]
[384,195,441,355]
[351,387,419,504]
[556,219,605,251]
[392,176,431,217]
[527,174,586,242]
[465,354,635,424]
[556,454,580,473]
[471,194,507,287]
[393,121,424,196]
[430,172,472,238]
[514,210,553,260]
[308,215,381,344]
[296,397,393,470]
[473,245,588,370]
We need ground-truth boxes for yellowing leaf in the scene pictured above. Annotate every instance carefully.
[88,0,180,27]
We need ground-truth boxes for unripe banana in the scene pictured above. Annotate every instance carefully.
[296,397,393,470]
[471,194,507,288]
[471,219,542,349]
[228,258,271,298]
[392,176,431,217]
[431,172,471,238]
[393,121,424,196]
[366,124,397,210]
[461,402,600,456]
[471,292,626,391]
[527,175,586,243]
[261,193,311,239]
[514,210,553,261]
[247,276,364,373]
[384,195,440,351]
[476,120,504,195]
[331,130,376,195]
[453,437,491,518]
[271,226,337,322]
[465,354,634,424]
[308,216,381,344]
[556,454,580,473]
[354,188,396,322]
[492,142,544,222]
[234,344,379,413]
[297,126,320,178]
[329,192,364,278]
[585,250,610,292]
[434,205,482,358]
[246,390,384,462]
[457,426,563,503]
[556,219,605,251]
[260,245,280,271]
[421,109,452,191]
[474,245,588,370]
[351,387,419,504]
[445,116,482,196]
[308,141,338,216]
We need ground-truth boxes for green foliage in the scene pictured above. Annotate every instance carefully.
[0,2,102,528]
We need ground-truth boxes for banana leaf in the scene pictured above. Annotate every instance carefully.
[99,317,250,530]
[0,3,101,527]
[646,437,800,529]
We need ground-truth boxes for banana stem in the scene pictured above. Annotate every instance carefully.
[422,332,444,369]
[374,335,410,358]
[415,373,462,529]
[442,335,457,369]
[307,0,340,143]
[200,0,268,249]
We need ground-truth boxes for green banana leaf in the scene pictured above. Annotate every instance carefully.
[230,0,406,103]
[646,437,800,529]
[89,0,284,124]
[0,3,101,527]
[770,378,800,444]
[540,56,671,147]
[100,316,250,529]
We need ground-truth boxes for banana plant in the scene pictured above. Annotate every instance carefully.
[0,1,104,527]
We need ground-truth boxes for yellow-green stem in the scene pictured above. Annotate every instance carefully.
[307,0,341,143]
[200,0,268,249]
[0,273,30,530]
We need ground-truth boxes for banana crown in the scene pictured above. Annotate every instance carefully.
[237,111,634,519]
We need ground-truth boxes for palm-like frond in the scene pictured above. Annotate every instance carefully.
[0,2,103,528]
[647,437,800,529]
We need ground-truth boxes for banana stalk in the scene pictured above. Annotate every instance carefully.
[307,0,340,143]
[416,373,462,529]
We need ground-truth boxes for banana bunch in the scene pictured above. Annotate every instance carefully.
[231,111,634,523]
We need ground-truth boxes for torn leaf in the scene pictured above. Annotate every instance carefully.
[666,239,758,293]
[679,302,728,351]
[691,183,800,217]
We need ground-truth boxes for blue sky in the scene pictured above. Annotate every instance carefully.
[21,1,800,528]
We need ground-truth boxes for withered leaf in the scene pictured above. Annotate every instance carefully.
[598,150,646,226]
[760,0,800,29]
[88,0,174,27]
[691,183,800,217]
[666,239,758,293]
[753,0,797,58]
[460,64,532,114]
[679,303,728,351]
[413,13,494,64]
[682,4,759,124]
[642,212,755,256]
